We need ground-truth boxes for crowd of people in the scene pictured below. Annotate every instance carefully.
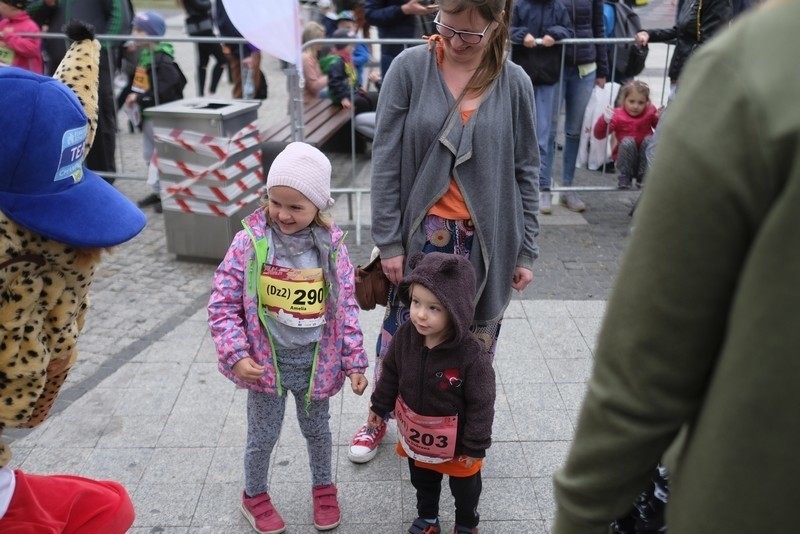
[3,0,781,532]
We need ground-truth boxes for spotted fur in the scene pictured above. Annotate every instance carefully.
[0,22,104,467]
[53,21,100,154]
[0,216,104,466]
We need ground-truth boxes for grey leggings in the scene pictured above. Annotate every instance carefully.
[616,135,654,179]
[244,347,332,496]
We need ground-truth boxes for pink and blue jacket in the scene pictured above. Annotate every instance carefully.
[208,208,368,402]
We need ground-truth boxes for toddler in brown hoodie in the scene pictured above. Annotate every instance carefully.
[367,252,496,534]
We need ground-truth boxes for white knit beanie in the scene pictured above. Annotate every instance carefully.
[266,142,334,210]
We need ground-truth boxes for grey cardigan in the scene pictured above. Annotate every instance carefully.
[371,44,540,322]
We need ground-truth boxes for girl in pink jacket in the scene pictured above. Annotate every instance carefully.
[0,0,43,74]
[208,143,368,533]
[594,80,660,189]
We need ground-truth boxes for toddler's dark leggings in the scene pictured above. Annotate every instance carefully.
[408,459,482,528]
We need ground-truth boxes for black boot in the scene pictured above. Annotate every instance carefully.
[197,66,207,97]
[210,62,225,95]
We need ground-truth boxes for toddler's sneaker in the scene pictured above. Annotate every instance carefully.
[312,483,341,530]
[241,491,285,534]
[347,421,386,463]
[409,517,441,533]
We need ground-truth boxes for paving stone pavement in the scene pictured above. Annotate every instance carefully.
[5,1,677,531]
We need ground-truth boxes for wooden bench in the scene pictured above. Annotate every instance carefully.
[261,98,353,148]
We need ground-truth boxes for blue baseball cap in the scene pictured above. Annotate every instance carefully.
[0,68,146,248]
[132,11,167,37]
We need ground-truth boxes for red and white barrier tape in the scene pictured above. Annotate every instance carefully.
[163,169,264,203]
[155,151,262,184]
[149,121,268,216]
[162,185,265,217]
[152,121,261,160]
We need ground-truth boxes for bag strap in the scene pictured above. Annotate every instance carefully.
[0,254,46,270]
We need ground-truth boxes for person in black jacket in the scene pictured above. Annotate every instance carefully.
[365,0,437,77]
[125,12,187,213]
[27,0,133,184]
[179,0,226,96]
[510,0,573,215]
[635,0,732,86]
[539,0,609,213]
[368,252,496,534]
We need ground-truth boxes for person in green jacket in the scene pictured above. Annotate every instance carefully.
[125,11,187,214]
[553,1,800,532]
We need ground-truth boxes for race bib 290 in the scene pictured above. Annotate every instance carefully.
[260,264,326,328]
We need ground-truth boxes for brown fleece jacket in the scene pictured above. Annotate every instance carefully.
[370,253,496,458]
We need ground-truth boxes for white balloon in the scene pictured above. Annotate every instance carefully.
[221,0,303,75]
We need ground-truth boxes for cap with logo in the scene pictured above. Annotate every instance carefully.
[0,68,146,248]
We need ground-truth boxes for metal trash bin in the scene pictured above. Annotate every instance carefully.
[145,98,263,261]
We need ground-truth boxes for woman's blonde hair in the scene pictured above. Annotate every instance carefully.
[302,21,326,45]
[441,0,512,97]
[259,194,333,229]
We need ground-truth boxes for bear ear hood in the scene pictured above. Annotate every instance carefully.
[0,21,145,249]
[398,252,477,346]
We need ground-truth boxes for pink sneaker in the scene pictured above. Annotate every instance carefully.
[347,421,387,463]
[241,491,286,534]
[312,483,341,530]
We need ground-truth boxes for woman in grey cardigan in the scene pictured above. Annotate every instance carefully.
[348,0,540,468]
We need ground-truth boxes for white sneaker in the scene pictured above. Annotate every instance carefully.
[540,192,552,215]
[347,422,386,464]
[560,191,586,212]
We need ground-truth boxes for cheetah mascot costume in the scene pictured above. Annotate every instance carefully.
[0,22,145,531]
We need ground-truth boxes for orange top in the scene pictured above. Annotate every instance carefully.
[396,441,484,477]
[428,106,474,220]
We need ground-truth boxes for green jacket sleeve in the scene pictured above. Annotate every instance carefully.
[552,24,782,533]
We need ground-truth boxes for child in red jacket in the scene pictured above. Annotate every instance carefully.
[0,0,43,74]
[594,80,660,189]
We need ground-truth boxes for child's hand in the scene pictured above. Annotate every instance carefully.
[232,357,265,383]
[340,98,352,110]
[367,411,383,428]
[603,105,614,122]
[349,373,368,395]
[458,455,478,468]
[511,266,533,292]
